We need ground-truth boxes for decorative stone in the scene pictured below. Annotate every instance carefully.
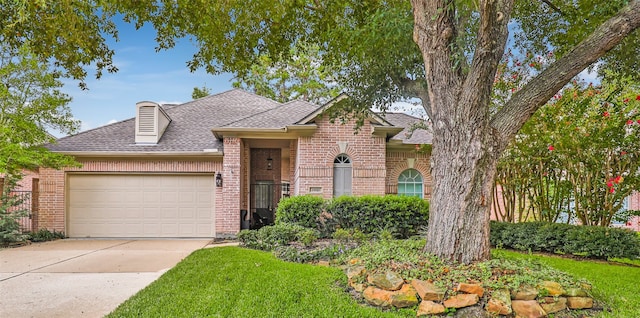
[443,294,479,309]
[538,281,565,296]
[540,297,567,314]
[410,279,445,301]
[316,260,330,267]
[346,266,366,281]
[457,282,484,297]
[349,258,362,265]
[367,271,404,291]
[417,301,445,316]
[567,297,593,309]
[486,289,512,315]
[512,285,538,300]
[511,300,547,318]
[563,288,588,297]
[350,282,365,293]
[363,286,393,307]
[390,284,419,308]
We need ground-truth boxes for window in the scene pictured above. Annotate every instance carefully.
[398,169,423,198]
[333,154,352,197]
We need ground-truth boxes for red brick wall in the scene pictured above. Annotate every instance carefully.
[627,191,640,231]
[37,157,222,234]
[294,115,387,198]
[384,151,432,198]
[221,137,242,237]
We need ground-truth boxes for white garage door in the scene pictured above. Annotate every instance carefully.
[68,174,215,238]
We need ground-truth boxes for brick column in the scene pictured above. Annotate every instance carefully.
[219,137,242,237]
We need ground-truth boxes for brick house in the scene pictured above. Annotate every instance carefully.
[35,89,433,238]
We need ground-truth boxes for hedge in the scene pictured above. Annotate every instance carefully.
[326,195,429,239]
[275,195,325,229]
[490,221,640,260]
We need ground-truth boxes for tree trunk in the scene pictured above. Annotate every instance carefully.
[426,117,499,264]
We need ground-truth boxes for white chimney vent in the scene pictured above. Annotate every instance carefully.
[135,101,172,144]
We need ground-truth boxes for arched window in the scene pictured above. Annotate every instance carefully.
[398,169,423,198]
[333,154,352,197]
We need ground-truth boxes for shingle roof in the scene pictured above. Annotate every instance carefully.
[222,100,318,128]
[379,112,432,145]
[48,89,280,153]
[47,89,432,154]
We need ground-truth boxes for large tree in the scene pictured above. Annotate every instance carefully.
[123,0,640,264]
[8,1,640,263]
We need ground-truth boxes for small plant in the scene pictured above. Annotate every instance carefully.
[28,228,65,242]
[332,228,352,242]
[237,223,307,251]
[297,228,319,247]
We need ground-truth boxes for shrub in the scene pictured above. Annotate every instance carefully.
[275,195,325,229]
[28,229,65,242]
[297,228,319,247]
[274,243,352,263]
[490,221,640,259]
[326,195,429,238]
[237,222,307,251]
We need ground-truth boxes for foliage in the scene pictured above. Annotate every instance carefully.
[0,181,29,245]
[490,221,640,259]
[232,42,341,104]
[27,228,65,242]
[107,247,413,318]
[191,86,211,99]
[326,195,429,239]
[495,73,640,226]
[0,43,80,177]
[237,222,308,251]
[275,195,325,230]
[274,243,353,264]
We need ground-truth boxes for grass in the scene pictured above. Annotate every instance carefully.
[107,246,414,318]
[496,250,640,318]
[108,245,640,318]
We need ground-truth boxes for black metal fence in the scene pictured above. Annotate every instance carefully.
[249,183,290,229]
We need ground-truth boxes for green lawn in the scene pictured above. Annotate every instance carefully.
[108,246,640,318]
[496,250,640,318]
[107,247,414,318]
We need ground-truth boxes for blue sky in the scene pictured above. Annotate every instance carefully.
[61,20,234,133]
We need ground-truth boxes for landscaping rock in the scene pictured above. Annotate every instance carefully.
[567,296,593,309]
[316,260,330,266]
[363,286,393,307]
[443,294,479,309]
[538,281,565,296]
[390,284,419,308]
[511,300,547,318]
[563,288,588,297]
[367,271,404,291]
[540,296,567,314]
[350,282,365,293]
[349,258,362,265]
[511,285,538,300]
[346,266,366,281]
[417,301,445,316]
[457,283,484,297]
[411,279,445,301]
[485,289,512,315]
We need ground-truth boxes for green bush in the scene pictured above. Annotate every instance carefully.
[275,195,325,229]
[490,221,640,259]
[237,223,307,251]
[28,228,65,242]
[326,195,429,238]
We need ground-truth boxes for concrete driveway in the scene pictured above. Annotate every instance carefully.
[0,239,210,318]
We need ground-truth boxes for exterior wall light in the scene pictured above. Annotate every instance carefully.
[215,172,223,187]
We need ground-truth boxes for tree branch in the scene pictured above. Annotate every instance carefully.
[491,0,640,149]
[459,0,514,121]
[540,0,564,16]
[399,77,432,119]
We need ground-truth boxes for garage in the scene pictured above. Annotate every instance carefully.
[67,174,215,238]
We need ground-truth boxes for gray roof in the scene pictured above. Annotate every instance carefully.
[48,89,431,154]
[380,113,433,145]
